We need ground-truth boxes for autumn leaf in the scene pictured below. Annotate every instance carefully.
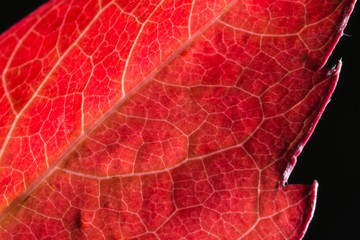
[0,0,356,239]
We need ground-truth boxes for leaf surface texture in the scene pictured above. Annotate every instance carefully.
[0,0,356,239]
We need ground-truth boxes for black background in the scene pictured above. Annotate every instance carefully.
[0,1,359,239]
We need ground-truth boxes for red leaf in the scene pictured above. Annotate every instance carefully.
[0,0,356,239]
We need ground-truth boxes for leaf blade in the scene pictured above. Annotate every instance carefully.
[0,0,356,239]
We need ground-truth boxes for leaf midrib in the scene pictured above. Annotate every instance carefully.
[0,0,239,221]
